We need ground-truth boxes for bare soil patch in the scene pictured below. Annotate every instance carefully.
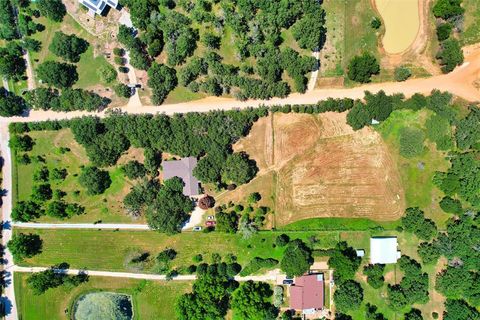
[233,112,405,226]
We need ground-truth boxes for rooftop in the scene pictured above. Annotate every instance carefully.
[162,157,200,196]
[290,274,324,311]
[79,0,118,15]
[370,237,401,264]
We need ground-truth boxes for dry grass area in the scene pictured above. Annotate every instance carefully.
[232,112,405,227]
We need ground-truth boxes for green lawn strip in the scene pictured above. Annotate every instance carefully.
[460,0,480,45]
[14,129,134,223]
[15,229,338,272]
[281,218,400,231]
[163,86,207,105]
[14,272,190,320]
[376,109,451,228]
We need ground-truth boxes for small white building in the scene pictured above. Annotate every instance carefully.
[79,0,118,16]
[370,237,401,264]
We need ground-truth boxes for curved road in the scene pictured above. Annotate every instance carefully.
[1,44,480,319]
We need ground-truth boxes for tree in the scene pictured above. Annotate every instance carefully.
[292,9,326,51]
[9,134,34,152]
[97,64,117,83]
[36,61,78,88]
[443,299,480,320]
[437,39,464,73]
[439,196,463,214]
[12,201,43,222]
[347,53,380,83]
[201,33,221,49]
[0,44,26,80]
[78,166,111,195]
[26,267,64,294]
[216,211,238,233]
[121,160,146,179]
[363,264,385,289]
[334,280,364,313]
[146,177,194,234]
[49,32,89,62]
[8,233,42,261]
[275,234,290,247]
[346,101,372,130]
[433,0,464,19]
[198,195,215,209]
[247,192,261,204]
[405,308,424,320]
[114,83,132,98]
[0,88,28,117]
[401,207,437,241]
[231,281,277,320]
[280,239,313,277]
[0,0,19,40]
[371,17,382,29]
[222,152,257,185]
[328,242,362,284]
[394,66,412,81]
[147,63,178,105]
[437,22,453,41]
[365,303,386,320]
[417,242,441,265]
[36,0,66,22]
[435,266,472,299]
[31,183,53,202]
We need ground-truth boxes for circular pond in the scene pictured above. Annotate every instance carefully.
[73,292,133,320]
[375,0,420,54]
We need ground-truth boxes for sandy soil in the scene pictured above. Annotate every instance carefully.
[235,112,405,226]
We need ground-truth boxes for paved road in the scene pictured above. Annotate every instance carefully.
[0,126,18,320]
[13,266,279,282]
[13,222,150,230]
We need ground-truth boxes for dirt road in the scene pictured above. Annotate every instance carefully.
[1,43,479,124]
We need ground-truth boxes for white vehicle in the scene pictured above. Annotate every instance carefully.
[207,216,215,220]
[193,226,202,231]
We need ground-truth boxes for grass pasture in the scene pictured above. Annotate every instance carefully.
[460,0,480,45]
[229,112,405,228]
[15,228,339,272]
[14,273,191,320]
[13,129,137,223]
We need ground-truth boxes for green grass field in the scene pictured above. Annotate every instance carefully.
[29,13,114,90]
[14,273,191,320]
[13,129,135,223]
[460,0,480,45]
[15,229,339,272]
[281,218,400,232]
[376,109,451,228]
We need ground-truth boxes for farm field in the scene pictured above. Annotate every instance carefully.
[14,229,340,272]
[12,129,138,223]
[14,273,191,320]
[226,112,405,228]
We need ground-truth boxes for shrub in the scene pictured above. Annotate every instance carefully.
[198,195,215,209]
[121,160,146,180]
[439,196,463,214]
[97,64,118,83]
[78,166,111,195]
[347,53,380,83]
[437,22,453,41]
[399,127,425,158]
[371,17,381,29]
[394,66,412,81]
[239,257,278,276]
[275,234,290,247]
[436,39,464,73]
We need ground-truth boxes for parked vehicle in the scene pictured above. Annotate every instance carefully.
[207,215,215,220]
[193,226,202,231]
[282,279,294,285]
[205,221,216,227]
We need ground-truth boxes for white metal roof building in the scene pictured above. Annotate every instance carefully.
[370,237,401,264]
[79,0,118,15]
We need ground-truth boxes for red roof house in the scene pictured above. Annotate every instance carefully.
[289,274,324,312]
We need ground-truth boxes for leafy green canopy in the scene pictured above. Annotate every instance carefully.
[49,32,89,63]
[280,239,313,277]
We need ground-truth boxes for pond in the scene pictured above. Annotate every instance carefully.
[375,0,420,54]
[73,292,134,320]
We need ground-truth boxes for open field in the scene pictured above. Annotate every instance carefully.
[15,273,191,320]
[230,112,405,227]
[376,109,450,228]
[13,129,137,223]
[15,229,339,272]
[374,0,420,54]
[461,0,480,45]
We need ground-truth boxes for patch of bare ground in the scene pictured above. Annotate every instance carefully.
[117,147,145,165]
[232,112,405,226]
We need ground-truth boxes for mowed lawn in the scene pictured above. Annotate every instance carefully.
[12,129,136,223]
[376,109,451,228]
[15,229,339,272]
[15,273,191,320]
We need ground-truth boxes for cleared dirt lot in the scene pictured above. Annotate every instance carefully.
[234,112,405,226]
